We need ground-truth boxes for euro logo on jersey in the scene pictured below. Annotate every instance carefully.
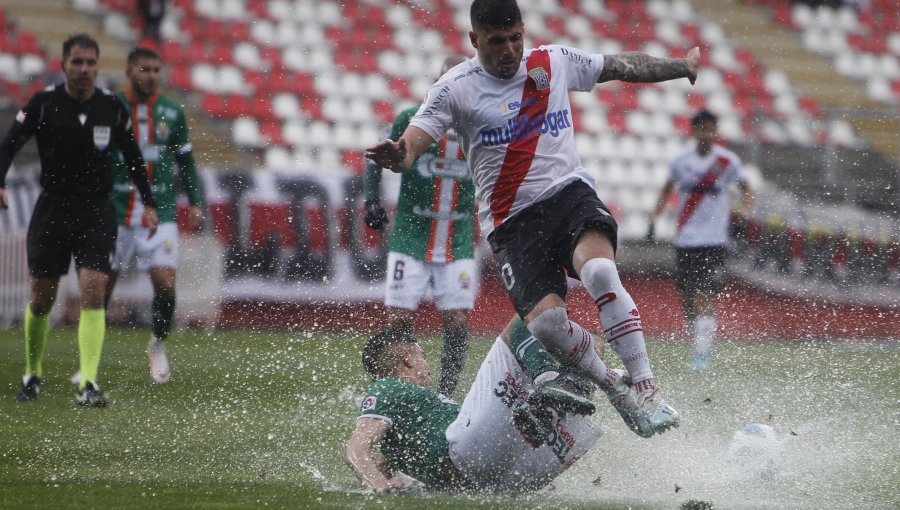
[361,396,377,411]
[93,126,111,150]
[528,67,550,91]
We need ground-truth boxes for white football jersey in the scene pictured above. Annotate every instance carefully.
[409,45,605,239]
[668,143,745,248]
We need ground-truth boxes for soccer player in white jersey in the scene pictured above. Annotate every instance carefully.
[649,110,753,371]
[367,0,699,437]
[346,320,604,493]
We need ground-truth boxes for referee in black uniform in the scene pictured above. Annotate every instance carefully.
[0,34,157,407]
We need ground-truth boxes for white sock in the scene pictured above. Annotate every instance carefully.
[693,315,716,359]
[527,307,620,390]
[580,258,654,390]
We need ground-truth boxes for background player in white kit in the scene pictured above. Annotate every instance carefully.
[648,110,753,371]
[367,0,699,438]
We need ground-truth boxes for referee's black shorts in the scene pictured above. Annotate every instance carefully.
[27,193,117,278]
[675,245,727,298]
[489,180,618,318]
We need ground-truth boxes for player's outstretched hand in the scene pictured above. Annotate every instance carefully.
[0,188,8,209]
[685,47,700,85]
[366,138,407,173]
[144,206,159,237]
[364,199,389,230]
[370,478,411,494]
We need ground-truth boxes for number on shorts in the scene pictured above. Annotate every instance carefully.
[500,262,516,291]
[393,260,405,281]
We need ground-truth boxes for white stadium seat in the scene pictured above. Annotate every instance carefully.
[273,94,301,120]
[232,117,262,148]
[18,55,45,78]
[218,66,246,95]
[234,43,263,70]
[0,54,19,81]
[264,146,293,169]
[282,120,307,146]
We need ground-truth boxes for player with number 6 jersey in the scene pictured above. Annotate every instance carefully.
[364,56,477,399]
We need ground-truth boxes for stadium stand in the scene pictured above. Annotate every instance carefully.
[61,0,876,224]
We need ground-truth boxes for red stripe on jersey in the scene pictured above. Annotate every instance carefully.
[445,179,459,261]
[425,178,443,262]
[676,156,730,232]
[489,50,553,228]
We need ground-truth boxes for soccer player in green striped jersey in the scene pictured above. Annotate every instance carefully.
[107,47,204,384]
[364,56,477,398]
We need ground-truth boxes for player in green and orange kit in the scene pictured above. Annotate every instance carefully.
[363,56,477,398]
[107,47,204,384]
[346,319,610,493]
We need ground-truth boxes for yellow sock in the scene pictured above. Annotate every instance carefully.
[78,308,106,390]
[24,306,51,377]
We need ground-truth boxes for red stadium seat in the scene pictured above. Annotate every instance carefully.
[168,65,192,90]
[300,97,323,120]
[341,150,365,175]
[373,100,394,124]
[223,94,250,119]
[201,93,226,118]
[249,96,274,120]
[260,120,285,146]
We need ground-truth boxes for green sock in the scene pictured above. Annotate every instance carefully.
[24,307,50,377]
[78,308,106,389]
[508,318,559,381]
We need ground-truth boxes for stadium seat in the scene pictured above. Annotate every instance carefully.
[232,116,262,148]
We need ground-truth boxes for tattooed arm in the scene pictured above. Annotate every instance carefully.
[599,47,700,85]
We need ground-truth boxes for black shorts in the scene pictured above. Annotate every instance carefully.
[488,180,618,317]
[675,246,727,297]
[27,194,117,278]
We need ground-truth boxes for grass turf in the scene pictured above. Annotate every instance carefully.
[1,327,897,509]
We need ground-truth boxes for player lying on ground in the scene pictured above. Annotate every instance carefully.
[345,318,645,493]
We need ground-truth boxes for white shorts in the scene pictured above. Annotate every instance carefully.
[446,338,602,492]
[111,222,179,273]
[384,252,478,312]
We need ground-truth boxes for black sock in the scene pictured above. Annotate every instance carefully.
[440,326,468,397]
[152,293,176,340]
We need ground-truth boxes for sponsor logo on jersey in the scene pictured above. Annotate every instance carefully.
[156,121,170,141]
[528,67,550,90]
[93,126,111,150]
[459,271,471,289]
[361,396,376,411]
[479,109,571,147]
[502,96,537,113]
[421,85,451,117]
[15,110,25,123]
[415,153,469,179]
[558,47,593,67]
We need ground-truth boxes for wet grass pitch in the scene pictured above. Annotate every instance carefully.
[1,327,897,509]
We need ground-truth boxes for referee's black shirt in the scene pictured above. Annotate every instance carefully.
[0,84,155,207]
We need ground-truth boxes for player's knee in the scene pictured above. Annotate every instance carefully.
[580,257,620,292]
[526,307,569,349]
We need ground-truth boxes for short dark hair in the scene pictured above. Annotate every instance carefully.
[470,0,522,32]
[63,34,100,60]
[691,109,718,129]
[362,327,418,381]
[127,47,161,66]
